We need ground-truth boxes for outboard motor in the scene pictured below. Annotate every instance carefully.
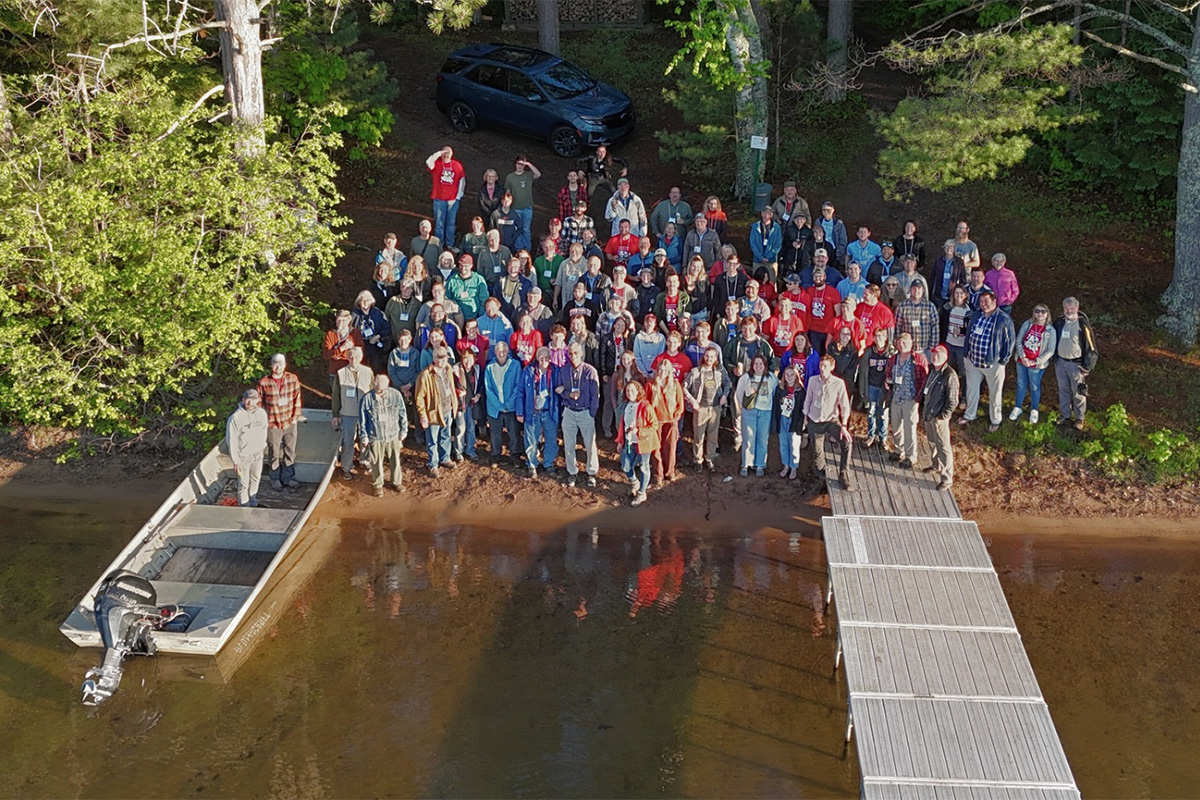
[80,570,189,706]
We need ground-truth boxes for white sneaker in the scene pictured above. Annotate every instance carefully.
[1009,407,1023,421]
[1029,409,1039,424]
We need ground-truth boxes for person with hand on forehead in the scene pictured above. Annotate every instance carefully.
[425,146,465,249]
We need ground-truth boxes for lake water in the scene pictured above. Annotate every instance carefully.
[2,500,1198,798]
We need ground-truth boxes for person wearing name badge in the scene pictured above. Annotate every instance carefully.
[256,353,305,492]
[650,186,693,240]
[921,344,959,490]
[516,346,561,478]
[749,206,783,286]
[425,146,465,250]
[504,156,541,252]
[387,328,422,445]
[359,373,409,496]
[885,332,929,469]
[557,342,601,488]
[771,180,811,232]
[683,213,721,269]
[332,346,374,480]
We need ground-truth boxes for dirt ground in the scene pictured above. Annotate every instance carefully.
[1,20,1196,528]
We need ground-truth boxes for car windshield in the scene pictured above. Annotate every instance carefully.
[538,61,596,100]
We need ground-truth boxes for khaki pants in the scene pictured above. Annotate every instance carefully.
[653,421,680,482]
[889,397,919,460]
[561,408,599,477]
[693,406,720,464]
[924,417,953,484]
[369,439,403,489]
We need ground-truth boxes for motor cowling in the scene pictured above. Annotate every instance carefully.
[81,570,188,706]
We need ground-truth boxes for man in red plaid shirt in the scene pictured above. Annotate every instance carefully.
[257,353,304,490]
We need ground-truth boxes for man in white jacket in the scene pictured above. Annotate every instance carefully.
[226,388,269,507]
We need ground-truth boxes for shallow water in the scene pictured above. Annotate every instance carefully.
[1,502,1198,798]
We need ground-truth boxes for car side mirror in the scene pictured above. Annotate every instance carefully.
[527,93,544,102]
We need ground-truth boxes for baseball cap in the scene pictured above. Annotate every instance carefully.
[785,273,802,284]
[931,344,948,359]
[654,248,668,257]
[243,388,260,400]
[617,177,630,186]
[881,240,894,248]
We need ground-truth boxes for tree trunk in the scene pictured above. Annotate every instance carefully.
[0,71,12,147]
[537,0,560,57]
[214,0,265,157]
[721,0,769,200]
[826,0,853,102]
[1158,16,1200,347]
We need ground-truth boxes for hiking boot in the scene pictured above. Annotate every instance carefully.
[631,492,647,507]
[1073,420,1085,431]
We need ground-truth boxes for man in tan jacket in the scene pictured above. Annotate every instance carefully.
[332,346,374,480]
[415,346,460,476]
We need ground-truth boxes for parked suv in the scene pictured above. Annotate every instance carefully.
[435,43,635,157]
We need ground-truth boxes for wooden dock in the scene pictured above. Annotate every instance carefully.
[822,446,1080,799]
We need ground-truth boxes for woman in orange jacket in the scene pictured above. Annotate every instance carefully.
[646,360,686,485]
[616,381,659,507]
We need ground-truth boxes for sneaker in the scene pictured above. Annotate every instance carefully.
[444,459,458,469]
[271,479,284,491]
[246,498,259,508]
[864,436,877,449]
[1029,409,1040,424]
[755,467,764,477]
[739,467,748,477]
[586,475,597,488]
[567,475,577,488]
[373,486,384,498]
[393,484,406,494]
[1009,407,1023,421]
[528,466,538,479]
[630,482,639,497]
[631,492,647,507]
[988,423,1000,433]
[454,453,465,463]
[429,466,441,478]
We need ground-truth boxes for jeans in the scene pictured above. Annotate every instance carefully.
[339,414,366,476]
[489,410,520,458]
[433,198,459,249]
[621,443,652,495]
[807,330,828,357]
[453,406,477,459]
[424,423,451,469]
[1014,363,1046,411]
[866,385,888,440]
[741,406,772,469]
[523,410,560,468]
[778,414,802,469]
[513,206,533,252]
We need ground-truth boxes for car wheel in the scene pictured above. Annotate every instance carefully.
[550,125,582,158]
[449,101,477,133]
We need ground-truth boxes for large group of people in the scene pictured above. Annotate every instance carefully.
[226,144,1099,508]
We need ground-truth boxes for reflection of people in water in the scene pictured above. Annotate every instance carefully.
[628,533,685,618]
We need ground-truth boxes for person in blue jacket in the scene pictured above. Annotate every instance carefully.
[484,341,521,464]
[749,207,783,285]
[515,346,561,478]
[815,200,849,264]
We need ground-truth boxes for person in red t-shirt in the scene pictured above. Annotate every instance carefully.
[604,218,638,269]
[652,330,693,383]
[456,317,490,366]
[425,146,466,249]
[761,296,807,358]
[855,283,896,345]
[829,294,869,355]
[802,266,841,355]
[509,313,545,367]
[778,272,807,316]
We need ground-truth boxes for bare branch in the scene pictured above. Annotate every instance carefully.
[155,84,225,141]
[1136,0,1193,25]
[1078,3,1189,58]
[1080,29,1189,78]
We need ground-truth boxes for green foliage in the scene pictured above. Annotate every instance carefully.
[876,25,1090,199]
[415,0,488,34]
[987,403,1200,484]
[861,0,1021,29]
[656,76,737,189]
[264,3,399,159]
[561,30,675,111]
[0,77,346,435]
[656,0,769,91]
[769,93,872,186]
